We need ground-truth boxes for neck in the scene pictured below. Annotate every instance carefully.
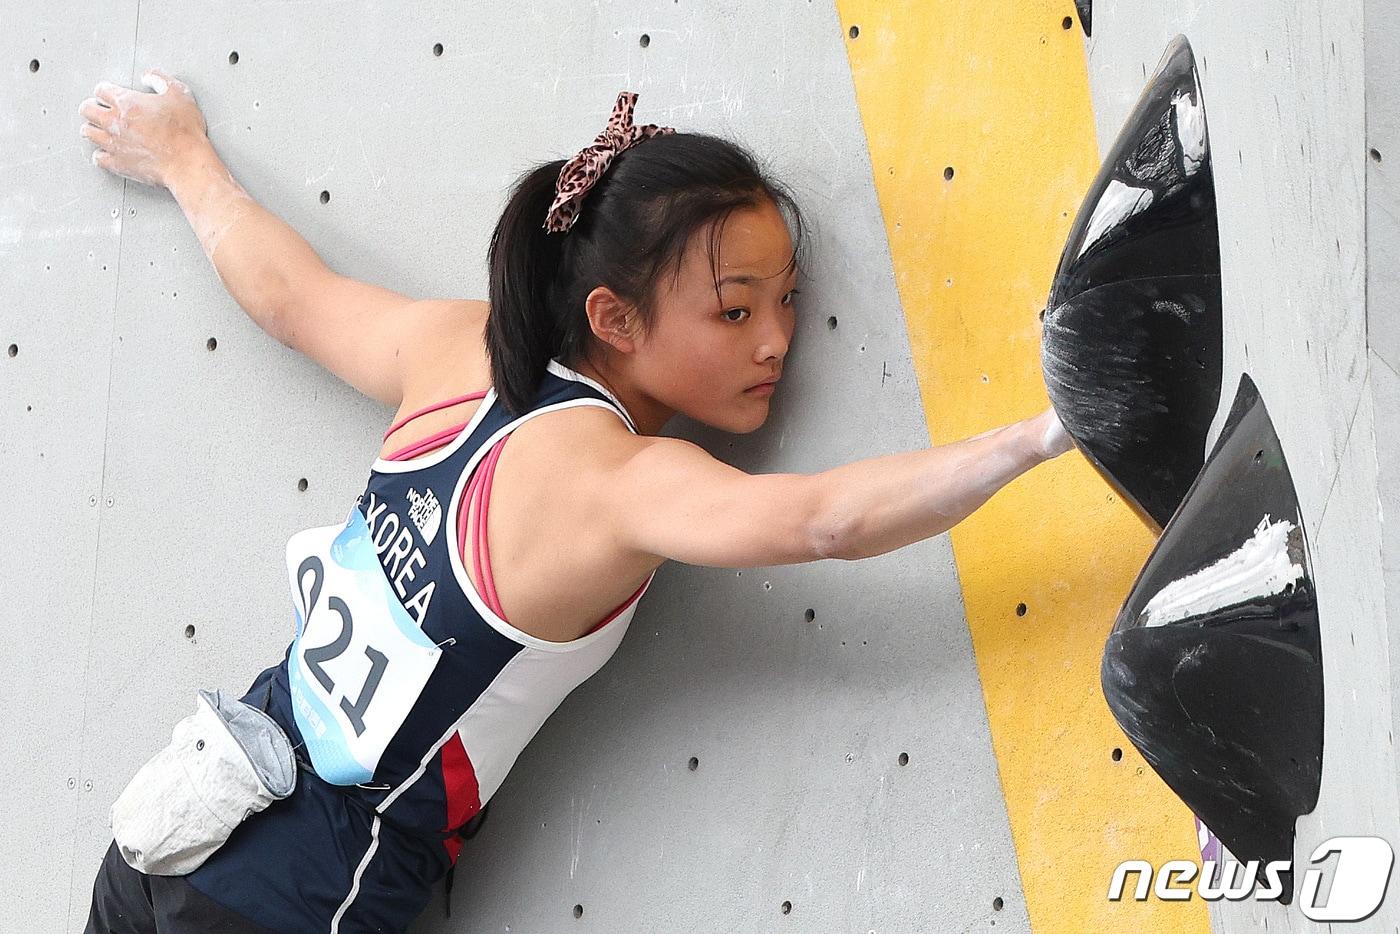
[569,355,674,436]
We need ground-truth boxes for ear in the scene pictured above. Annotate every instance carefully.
[584,285,643,354]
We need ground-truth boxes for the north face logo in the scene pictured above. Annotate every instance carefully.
[406,487,442,544]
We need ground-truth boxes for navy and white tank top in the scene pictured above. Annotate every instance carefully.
[183,360,655,932]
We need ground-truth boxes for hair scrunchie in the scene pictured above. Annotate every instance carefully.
[543,90,676,234]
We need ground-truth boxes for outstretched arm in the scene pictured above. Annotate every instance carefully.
[609,407,1072,567]
[78,68,452,407]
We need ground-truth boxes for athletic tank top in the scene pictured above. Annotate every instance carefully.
[183,360,655,932]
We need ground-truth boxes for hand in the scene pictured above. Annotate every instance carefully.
[77,68,209,189]
[1028,406,1074,461]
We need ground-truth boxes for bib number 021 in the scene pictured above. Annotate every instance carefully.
[285,506,443,785]
[296,554,387,737]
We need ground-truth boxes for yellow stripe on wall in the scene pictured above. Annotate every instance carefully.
[834,3,1209,931]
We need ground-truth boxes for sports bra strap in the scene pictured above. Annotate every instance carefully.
[382,390,489,445]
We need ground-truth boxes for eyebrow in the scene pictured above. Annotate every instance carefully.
[718,262,800,287]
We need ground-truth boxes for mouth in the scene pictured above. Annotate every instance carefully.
[745,377,780,395]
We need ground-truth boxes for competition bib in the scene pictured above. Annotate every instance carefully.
[285,505,442,785]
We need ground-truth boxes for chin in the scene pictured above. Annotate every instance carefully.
[693,402,770,434]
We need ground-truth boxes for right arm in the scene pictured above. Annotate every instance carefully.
[80,68,471,408]
[608,408,1071,567]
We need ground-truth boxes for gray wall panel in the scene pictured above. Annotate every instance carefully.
[3,2,1028,932]
[1084,4,1399,932]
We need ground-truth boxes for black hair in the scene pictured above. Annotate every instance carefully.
[485,131,810,415]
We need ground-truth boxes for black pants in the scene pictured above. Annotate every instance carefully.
[83,839,274,934]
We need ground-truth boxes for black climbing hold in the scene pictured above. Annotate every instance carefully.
[1075,0,1092,37]
[1041,35,1222,532]
[1100,373,1322,905]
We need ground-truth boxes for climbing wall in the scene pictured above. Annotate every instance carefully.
[1080,2,1400,932]
[2,1,1393,932]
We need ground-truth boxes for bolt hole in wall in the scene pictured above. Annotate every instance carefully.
[30,58,39,72]
[781,900,793,915]
[688,756,699,771]
[944,165,955,180]
[639,33,650,48]
[827,315,838,330]
[228,50,238,64]
[573,904,583,919]
[993,896,1005,911]
[1112,747,1123,762]
[848,24,859,39]
[898,752,909,766]
[1015,602,1027,616]
[1372,148,1383,163]
[8,344,16,357]
[206,337,217,351]
[432,42,443,56]
[804,608,815,622]
[319,190,330,204]
[184,624,196,640]
[1062,15,1074,29]
[298,478,309,492]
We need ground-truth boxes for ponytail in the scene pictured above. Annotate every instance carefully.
[486,160,569,415]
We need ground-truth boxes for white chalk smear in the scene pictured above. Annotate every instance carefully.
[1140,514,1304,627]
[1173,89,1207,176]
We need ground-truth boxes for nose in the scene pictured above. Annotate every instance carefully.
[754,308,792,364]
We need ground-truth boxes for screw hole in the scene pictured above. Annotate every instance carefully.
[1111,747,1123,761]
[781,900,793,914]
[184,624,196,639]
[688,756,699,771]
[196,739,205,751]
[228,50,239,65]
[29,59,40,73]
[848,25,860,39]
[206,337,217,351]
[804,608,815,622]
[1062,15,1074,29]
[319,190,330,204]
[993,896,1005,911]
[898,752,909,766]
[943,166,955,181]
[1015,602,1027,617]
[573,904,584,919]
[639,33,650,48]
[7,344,17,357]
[1371,148,1383,163]
[298,478,309,492]
[433,42,444,56]
[827,315,838,330]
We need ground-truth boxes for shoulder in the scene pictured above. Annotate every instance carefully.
[400,299,492,396]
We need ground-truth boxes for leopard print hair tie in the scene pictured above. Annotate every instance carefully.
[543,90,676,234]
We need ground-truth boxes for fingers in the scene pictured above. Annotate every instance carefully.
[1039,409,1074,459]
[78,122,113,149]
[77,97,113,126]
[141,67,190,97]
[140,70,169,95]
[93,80,125,106]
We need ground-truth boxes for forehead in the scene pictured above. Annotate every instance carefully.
[682,199,796,283]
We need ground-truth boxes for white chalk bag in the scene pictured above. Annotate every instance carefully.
[109,688,297,875]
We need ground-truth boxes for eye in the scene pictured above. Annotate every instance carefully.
[722,308,749,322]
[782,288,802,306]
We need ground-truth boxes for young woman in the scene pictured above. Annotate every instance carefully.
[77,69,1072,933]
